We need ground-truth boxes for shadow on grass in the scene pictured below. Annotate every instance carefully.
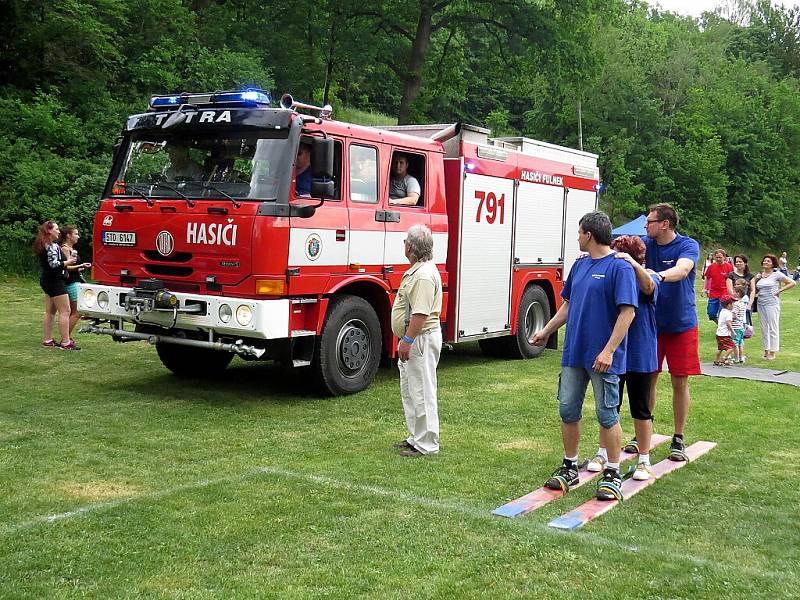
[100,340,561,405]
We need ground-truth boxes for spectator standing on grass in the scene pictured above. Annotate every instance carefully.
[532,212,638,501]
[749,254,796,360]
[60,226,91,346]
[390,224,443,457]
[704,249,733,322]
[731,282,749,364]
[714,295,736,366]
[778,252,789,276]
[701,252,713,296]
[33,221,78,350]
[643,203,700,462]
[586,235,659,482]
[726,255,754,325]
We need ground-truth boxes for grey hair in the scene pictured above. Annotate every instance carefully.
[406,224,434,262]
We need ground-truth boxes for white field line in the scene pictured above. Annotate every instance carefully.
[0,465,789,582]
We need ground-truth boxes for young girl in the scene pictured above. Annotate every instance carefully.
[731,282,749,363]
[714,294,736,366]
[60,225,91,345]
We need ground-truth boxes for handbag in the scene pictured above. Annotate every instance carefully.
[744,324,754,339]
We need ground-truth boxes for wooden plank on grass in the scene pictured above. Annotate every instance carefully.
[492,433,671,518]
[548,440,716,531]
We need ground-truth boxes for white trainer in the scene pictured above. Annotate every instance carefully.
[586,454,607,473]
[633,462,653,481]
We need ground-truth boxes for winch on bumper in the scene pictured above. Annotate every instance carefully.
[77,279,290,358]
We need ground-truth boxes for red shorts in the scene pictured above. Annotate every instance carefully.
[716,335,735,351]
[656,327,701,376]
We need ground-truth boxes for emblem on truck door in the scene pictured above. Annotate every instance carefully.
[305,233,322,261]
[156,230,175,256]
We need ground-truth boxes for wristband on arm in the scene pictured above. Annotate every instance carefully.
[401,335,414,344]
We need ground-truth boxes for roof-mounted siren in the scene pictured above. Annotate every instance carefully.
[279,93,333,120]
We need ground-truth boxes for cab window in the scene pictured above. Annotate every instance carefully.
[349,144,378,203]
[388,151,424,207]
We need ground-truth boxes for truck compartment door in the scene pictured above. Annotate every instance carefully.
[456,173,514,338]
[514,182,565,265]
[562,188,598,279]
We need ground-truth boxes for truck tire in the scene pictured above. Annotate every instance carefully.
[155,341,234,377]
[505,285,551,358]
[314,295,381,396]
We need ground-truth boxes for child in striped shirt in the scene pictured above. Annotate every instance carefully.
[731,282,749,364]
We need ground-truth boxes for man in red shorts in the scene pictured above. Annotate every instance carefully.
[642,203,701,461]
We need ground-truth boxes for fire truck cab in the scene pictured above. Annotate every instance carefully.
[78,90,598,395]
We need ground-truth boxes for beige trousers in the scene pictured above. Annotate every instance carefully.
[398,329,442,454]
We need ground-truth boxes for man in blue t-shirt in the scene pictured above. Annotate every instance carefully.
[533,211,638,502]
[643,203,700,462]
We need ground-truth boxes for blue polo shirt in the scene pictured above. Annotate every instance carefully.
[644,233,700,333]
[296,168,312,196]
[561,253,639,374]
[626,274,660,373]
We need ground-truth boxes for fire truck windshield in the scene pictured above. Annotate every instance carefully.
[112,131,291,201]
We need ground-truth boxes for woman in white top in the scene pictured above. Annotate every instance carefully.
[749,254,796,360]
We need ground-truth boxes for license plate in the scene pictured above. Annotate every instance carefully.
[103,231,136,246]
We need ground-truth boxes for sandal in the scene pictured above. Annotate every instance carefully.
[713,361,723,366]
[42,339,55,347]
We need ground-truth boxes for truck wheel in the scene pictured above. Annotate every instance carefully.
[155,341,234,377]
[504,285,551,359]
[314,295,381,395]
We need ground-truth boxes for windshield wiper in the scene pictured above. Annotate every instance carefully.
[203,183,242,208]
[125,184,155,207]
[154,181,195,207]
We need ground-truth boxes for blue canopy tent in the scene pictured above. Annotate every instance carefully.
[611,215,647,239]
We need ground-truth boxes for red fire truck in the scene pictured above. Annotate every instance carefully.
[78,90,599,395]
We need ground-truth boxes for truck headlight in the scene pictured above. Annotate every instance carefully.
[82,289,97,308]
[219,303,232,323]
[97,291,109,310]
[236,304,253,326]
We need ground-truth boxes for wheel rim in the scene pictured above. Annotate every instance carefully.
[336,318,371,378]
[524,301,546,344]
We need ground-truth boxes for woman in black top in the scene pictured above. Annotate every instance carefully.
[33,221,78,350]
[726,254,754,324]
[60,225,91,344]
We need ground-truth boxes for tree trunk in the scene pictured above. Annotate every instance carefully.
[397,1,434,124]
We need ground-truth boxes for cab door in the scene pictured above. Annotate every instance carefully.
[346,142,385,276]
[383,148,430,289]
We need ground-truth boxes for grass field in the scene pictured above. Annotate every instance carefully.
[1,276,799,598]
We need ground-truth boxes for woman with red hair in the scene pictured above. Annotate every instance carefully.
[33,220,78,349]
[586,235,659,481]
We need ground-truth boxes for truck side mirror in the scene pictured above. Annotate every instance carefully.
[312,137,334,179]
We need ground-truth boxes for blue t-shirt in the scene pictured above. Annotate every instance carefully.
[645,233,699,333]
[296,168,312,195]
[626,274,659,373]
[561,253,639,374]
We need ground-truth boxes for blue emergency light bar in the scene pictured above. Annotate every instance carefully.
[149,89,272,110]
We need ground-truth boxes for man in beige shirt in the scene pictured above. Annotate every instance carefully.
[390,224,443,456]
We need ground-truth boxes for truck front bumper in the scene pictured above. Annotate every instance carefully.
[77,283,290,340]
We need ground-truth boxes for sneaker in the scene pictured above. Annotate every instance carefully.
[586,454,607,472]
[623,438,639,454]
[59,340,81,351]
[596,468,624,501]
[42,339,56,348]
[668,436,688,462]
[632,462,653,481]
[545,461,579,492]
[740,356,747,364]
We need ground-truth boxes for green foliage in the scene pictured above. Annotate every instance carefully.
[2,0,800,273]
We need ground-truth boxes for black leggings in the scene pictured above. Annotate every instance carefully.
[618,372,653,421]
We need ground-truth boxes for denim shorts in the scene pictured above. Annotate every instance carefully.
[557,366,621,428]
[66,282,80,303]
